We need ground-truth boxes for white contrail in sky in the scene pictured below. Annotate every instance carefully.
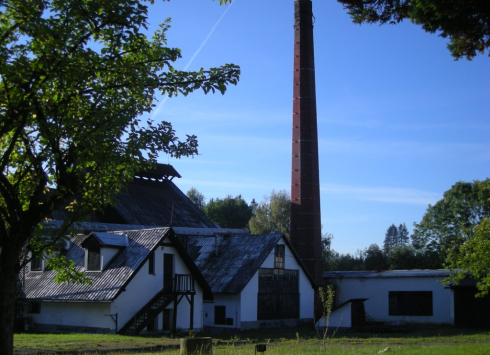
[151,1,236,119]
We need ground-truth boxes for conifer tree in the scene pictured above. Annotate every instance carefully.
[383,224,398,254]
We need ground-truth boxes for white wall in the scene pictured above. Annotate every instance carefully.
[316,302,352,329]
[237,238,315,325]
[328,276,454,325]
[203,294,241,329]
[29,302,113,331]
[29,236,204,333]
[259,239,315,320]
[240,272,258,322]
[202,237,316,330]
[100,247,120,270]
[113,239,204,332]
[170,242,204,332]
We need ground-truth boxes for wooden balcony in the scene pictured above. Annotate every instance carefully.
[119,274,195,335]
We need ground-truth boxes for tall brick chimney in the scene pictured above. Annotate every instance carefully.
[290,0,323,288]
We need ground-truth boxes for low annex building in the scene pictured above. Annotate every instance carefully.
[323,269,490,328]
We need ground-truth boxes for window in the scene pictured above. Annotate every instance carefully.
[26,302,41,314]
[274,244,285,269]
[31,255,42,271]
[257,268,299,320]
[214,306,226,325]
[148,251,155,275]
[87,248,100,271]
[389,291,433,316]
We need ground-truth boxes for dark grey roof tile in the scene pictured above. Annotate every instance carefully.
[185,234,283,294]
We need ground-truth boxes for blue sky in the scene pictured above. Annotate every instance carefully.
[146,0,489,254]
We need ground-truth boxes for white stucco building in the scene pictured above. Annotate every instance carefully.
[19,164,318,334]
[322,270,468,328]
[22,228,212,334]
[178,232,316,330]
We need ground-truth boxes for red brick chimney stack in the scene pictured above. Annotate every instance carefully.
[290,0,323,287]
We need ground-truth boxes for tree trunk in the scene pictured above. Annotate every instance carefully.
[180,337,213,355]
[0,248,21,355]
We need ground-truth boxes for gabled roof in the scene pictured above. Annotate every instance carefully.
[23,228,212,302]
[101,177,215,228]
[50,164,215,229]
[182,233,316,294]
[81,232,128,248]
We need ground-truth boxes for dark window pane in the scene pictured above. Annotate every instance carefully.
[215,306,226,325]
[31,256,42,271]
[389,291,433,316]
[274,245,285,269]
[148,251,155,275]
[26,302,41,314]
[258,268,299,320]
[87,248,100,271]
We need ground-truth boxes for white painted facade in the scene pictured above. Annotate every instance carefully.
[325,270,455,326]
[203,294,241,329]
[203,238,315,330]
[317,301,353,329]
[27,236,205,333]
[258,240,315,320]
[27,302,113,332]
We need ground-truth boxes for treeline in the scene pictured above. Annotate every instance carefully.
[324,224,442,271]
[186,188,290,236]
[325,179,490,281]
[187,179,490,294]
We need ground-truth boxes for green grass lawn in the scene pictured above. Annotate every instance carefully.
[13,325,490,354]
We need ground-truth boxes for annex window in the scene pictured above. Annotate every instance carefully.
[274,244,285,269]
[214,306,226,325]
[87,248,101,271]
[26,302,41,314]
[148,251,155,275]
[257,268,299,320]
[389,291,433,316]
[30,255,42,271]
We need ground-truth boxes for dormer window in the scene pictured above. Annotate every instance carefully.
[31,255,43,271]
[274,244,285,269]
[87,248,101,271]
[81,232,127,271]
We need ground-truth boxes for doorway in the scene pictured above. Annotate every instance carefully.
[164,253,174,293]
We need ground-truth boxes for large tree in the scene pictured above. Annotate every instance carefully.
[445,218,490,296]
[383,224,398,254]
[0,0,239,353]
[397,223,410,246]
[186,187,206,211]
[204,195,253,229]
[363,243,385,271]
[249,189,291,237]
[412,179,490,268]
[337,0,490,60]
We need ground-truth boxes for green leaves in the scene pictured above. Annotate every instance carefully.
[249,190,291,238]
[413,179,490,268]
[159,64,240,97]
[49,256,93,285]
[337,0,490,60]
[0,2,240,353]
[445,218,490,297]
[204,195,253,229]
[0,0,240,292]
